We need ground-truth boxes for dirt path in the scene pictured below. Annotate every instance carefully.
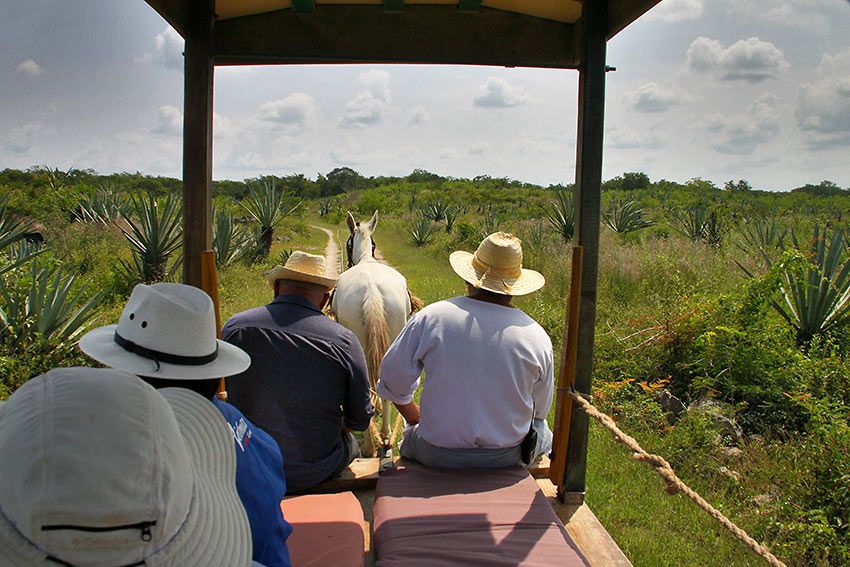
[312,226,342,277]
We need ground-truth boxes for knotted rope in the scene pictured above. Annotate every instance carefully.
[566,389,788,567]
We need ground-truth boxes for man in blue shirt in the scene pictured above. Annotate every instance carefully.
[80,283,293,567]
[222,251,374,493]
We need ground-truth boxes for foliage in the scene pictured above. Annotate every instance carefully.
[212,205,253,267]
[318,196,336,216]
[409,217,437,247]
[739,226,850,348]
[0,260,102,349]
[422,201,450,223]
[117,192,183,283]
[239,178,301,260]
[73,184,127,224]
[603,200,655,234]
[444,207,459,233]
[736,217,788,254]
[545,187,574,243]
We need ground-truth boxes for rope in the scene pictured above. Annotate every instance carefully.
[566,389,788,567]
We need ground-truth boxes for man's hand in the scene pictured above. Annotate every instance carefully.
[394,400,420,425]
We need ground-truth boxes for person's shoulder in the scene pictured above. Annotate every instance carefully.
[222,305,271,329]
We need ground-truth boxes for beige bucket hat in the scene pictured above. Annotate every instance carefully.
[0,367,252,567]
[449,232,545,296]
[266,250,337,289]
[80,283,250,379]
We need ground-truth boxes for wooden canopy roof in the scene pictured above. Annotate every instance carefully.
[144,0,660,68]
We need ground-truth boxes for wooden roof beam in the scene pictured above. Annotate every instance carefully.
[213,5,580,68]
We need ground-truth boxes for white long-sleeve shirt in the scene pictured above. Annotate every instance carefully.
[377,296,554,449]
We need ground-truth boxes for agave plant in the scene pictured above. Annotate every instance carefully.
[239,178,301,260]
[0,261,102,347]
[117,192,183,283]
[212,205,253,267]
[0,195,43,274]
[674,206,707,242]
[603,200,655,234]
[736,217,788,254]
[423,201,450,223]
[444,206,459,233]
[545,188,574,243]
[409,217,436,247]
[317,197,335,216]
[738,225,850,348]
[73,184,127,224]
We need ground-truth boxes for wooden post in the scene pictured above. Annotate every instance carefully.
[182,0,214,288]
[561,0,607,499]
[549,246,583,486]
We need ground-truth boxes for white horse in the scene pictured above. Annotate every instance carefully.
[332,211,411,456]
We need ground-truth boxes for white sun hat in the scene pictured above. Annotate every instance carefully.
[80,283,250,379]
[0,367,252,567]
[266,250,337,289]
[449,231,545,296]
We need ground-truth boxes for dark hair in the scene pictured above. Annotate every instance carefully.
[141,376,220,400]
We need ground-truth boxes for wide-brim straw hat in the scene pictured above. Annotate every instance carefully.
[266,250,337,289]
[80,283,250,379]
[449,231,545,296]
[0,367,252,567]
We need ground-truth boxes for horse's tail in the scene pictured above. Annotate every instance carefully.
[362,284,391,393]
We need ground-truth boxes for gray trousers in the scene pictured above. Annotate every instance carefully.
[399,419,552,469]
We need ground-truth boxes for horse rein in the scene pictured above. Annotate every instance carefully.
[345,227,377,269]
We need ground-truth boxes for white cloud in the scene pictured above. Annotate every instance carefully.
[6,123,38,154]
[259,92,317,127]
[154,27,183,70]
[623,82,691,113]
[687,37,789,83]
[408,106,429,125]
[707,93,780,155]
[341,69,392,128]
[151,105,183,136]
[645,0,703,23]
[473,77,532,108]
[794,49,850,148]
[514,137,559,156]
[16,59,43,77]
[467,142,490,156]
[726,0,837,31]
[360,69,391,104]
[606,127,667,150]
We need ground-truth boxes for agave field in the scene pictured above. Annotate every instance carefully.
[2,166,850,566]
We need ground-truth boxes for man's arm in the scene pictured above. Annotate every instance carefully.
[342,338,375,431]
[394,400,420,425]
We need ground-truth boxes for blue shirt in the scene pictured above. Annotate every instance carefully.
[222,294,373,492]
[214,399,293,567]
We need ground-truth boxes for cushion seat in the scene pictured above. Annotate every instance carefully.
[282,491,365,567]
[373,466,589,567]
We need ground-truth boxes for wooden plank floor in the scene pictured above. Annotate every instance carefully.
[306,457,631,567]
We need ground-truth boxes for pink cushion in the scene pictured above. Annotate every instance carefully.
[281,492,365,567]
[374,467,588,567]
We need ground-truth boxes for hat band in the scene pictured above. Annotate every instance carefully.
[472,256,522,279]
[114,332,218,367]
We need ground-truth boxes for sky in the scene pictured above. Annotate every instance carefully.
[1,0,849,192]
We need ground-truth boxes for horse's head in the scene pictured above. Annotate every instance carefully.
[345,211,378,267]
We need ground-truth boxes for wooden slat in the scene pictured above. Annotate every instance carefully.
[457,0,483,11]
[383,0,404,12]
[305,456,552,493]
[537,479,633,567]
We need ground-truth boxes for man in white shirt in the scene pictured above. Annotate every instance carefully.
[377,232,554,468]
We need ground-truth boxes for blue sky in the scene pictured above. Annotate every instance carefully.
[1,0,849,191]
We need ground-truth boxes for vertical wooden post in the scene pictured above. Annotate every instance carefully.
[182,0,215,288]
[561,0,607,499]
[549,246,583,486]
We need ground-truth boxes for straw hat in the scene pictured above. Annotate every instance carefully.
[0,367,252,567]
[266,250,337,289]
[80,283,250,379]
[449,232,545,296]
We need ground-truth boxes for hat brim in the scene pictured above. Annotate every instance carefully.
[449,250,545,296]
[79,325,251,380]
[267,265,337,289]
[0,388,252,567]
